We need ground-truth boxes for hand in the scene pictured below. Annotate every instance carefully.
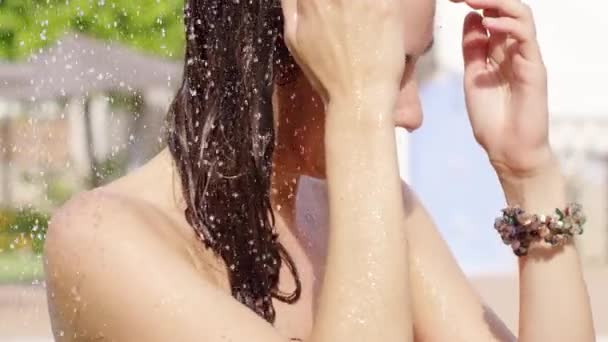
[280,0,406,105]
[460,0,554,177]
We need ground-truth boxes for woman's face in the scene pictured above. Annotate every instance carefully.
[273,0,437,178]
[289,0,436,131]
[394,0,436,132]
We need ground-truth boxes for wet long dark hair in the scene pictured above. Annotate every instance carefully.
[165,0,301,323]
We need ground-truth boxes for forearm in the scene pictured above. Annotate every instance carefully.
[311,97,412,342]
[402,187,515,342]
[498,158,595,342]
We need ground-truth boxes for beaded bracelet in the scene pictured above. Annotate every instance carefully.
[494,203,586,256]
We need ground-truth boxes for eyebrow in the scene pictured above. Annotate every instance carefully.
[406,38,435,61]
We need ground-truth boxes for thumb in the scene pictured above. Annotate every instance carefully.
[462,11,488,72]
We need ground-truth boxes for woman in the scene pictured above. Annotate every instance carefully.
[44,0,595,341]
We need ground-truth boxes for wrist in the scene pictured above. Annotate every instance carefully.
[489,143,555,178]
[326,92,397,129]
[498,157,567,212]
[328,82,399,109]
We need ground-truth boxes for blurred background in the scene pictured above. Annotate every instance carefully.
[0,0,605,341]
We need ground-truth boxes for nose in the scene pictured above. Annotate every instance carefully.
[394,79,423,132]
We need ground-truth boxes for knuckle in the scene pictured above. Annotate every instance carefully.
[521,3,533,18]
[524,26,535,39]
[520,4,536,32]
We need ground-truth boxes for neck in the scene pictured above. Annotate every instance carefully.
[151,147,187,211]
[273,78,326,180]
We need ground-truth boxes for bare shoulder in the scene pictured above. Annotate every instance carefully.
[44,185,223,290]
[44,188,285,342]
[43,189,225,340]
[46,190,137,265]
[49,188,148,236]
[45,188,190,264]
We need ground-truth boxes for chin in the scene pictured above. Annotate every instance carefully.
[310,162,327,180]
[312,170,327,180]
[299,161,326,180]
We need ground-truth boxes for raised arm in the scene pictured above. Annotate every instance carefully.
[499,159,595,341]
[281,0,413,340]
[312,96,412,342]
[458,0,595,340]
[398,183,516,342]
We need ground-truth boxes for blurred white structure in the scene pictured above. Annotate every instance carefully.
[0,35,182,207]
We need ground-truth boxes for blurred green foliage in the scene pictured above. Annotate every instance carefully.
[108,89,144,115]
[0,251,44,283]
[46,176,77,207]
[0,207,49,254]
[0,0,185,60]
[19,168,77,207]
[90,151,129,186]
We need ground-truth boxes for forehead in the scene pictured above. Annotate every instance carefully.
[403,0,436,52]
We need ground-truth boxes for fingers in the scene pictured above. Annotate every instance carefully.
[482,16,534,46]
[462,11,489,72]
[465,0,530,19]
[464,0,541,60]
